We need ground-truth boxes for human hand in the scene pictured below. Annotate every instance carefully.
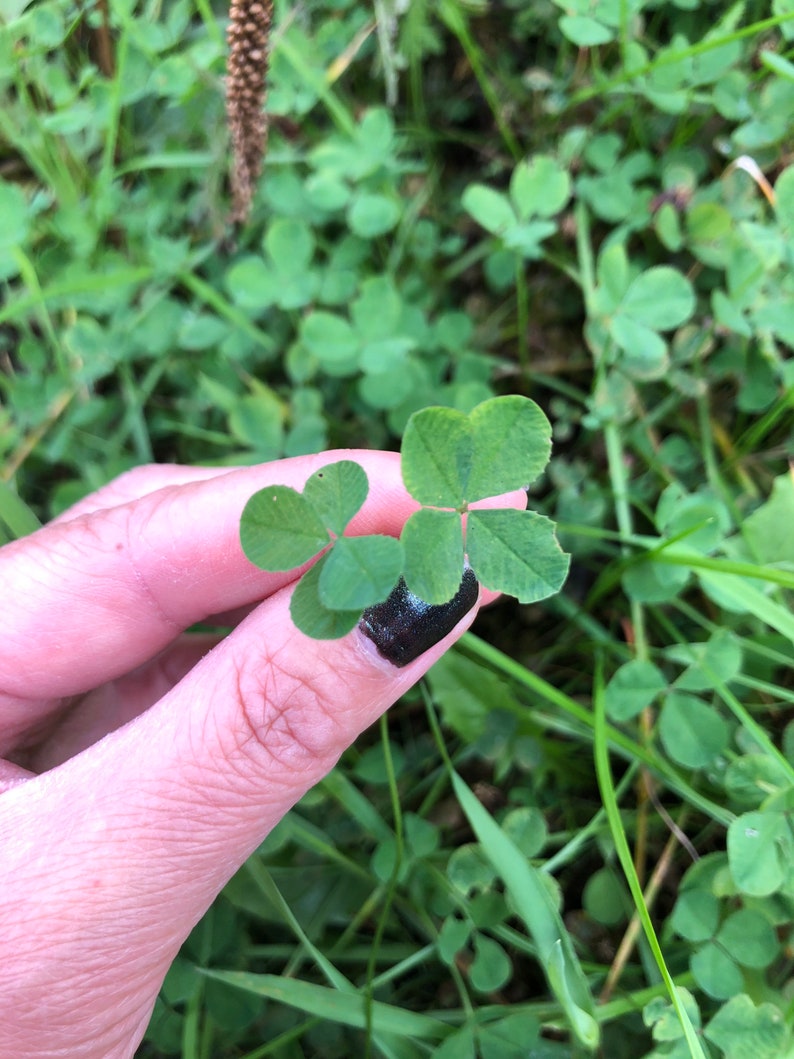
[0,453,524,1058]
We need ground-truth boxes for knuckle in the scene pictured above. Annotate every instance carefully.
[222,645,352,781]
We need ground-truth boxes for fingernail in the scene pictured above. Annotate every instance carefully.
[359,568,479,667]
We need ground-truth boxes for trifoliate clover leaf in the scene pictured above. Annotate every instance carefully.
[705,994,788,1059]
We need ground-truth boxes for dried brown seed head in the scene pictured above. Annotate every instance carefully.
[225,0,273,224]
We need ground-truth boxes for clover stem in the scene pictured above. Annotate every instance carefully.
[604,419,649,662]
[515,253,530,378]
[575,199,648,660]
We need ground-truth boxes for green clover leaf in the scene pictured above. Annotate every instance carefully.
[467,395,552,500]
[239,486,329,571]
[302,460,369,537]
[401,508,465,605]
[467,509,570,604]
[401,406,472,508]
[290,553,362,640]
[318,535,403,611]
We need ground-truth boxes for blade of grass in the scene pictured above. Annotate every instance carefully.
[363,714,406,1059]
[244,834,416,1059]
[236,1016,322,1059]
[651,600,794,780]
[593,659,707,1059]
[543,763,638,875]
[96,11,128,208]
[115,151,216,176]
[461,633,735,827]
[647,543,794,593]
[674,596,794,672]
[276,27,357,137]
[449,770,599,1050]
[576,198,649,661]
[597,973,697,1026]
[706,667,794,783]
[437,0,521,160]
[548,591,632,659]
[698,569,794,645]
[178,270,275,354]
[200,970,451,1041]
[242,856,351,991]
[193,0,225,48]
[10,248,69,373]
[569,11,794,105]
[0,268,153,327]
[108,355,170,457]
[0,481,41,538]
[117,362,153,463]
[275,812,373,883]
[2,387,76,484]
[423,684,598,1048]
[369,944,436,989]
[319,768,393,844]
[1,72,81,206]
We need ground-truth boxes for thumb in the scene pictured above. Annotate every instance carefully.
[0,570,480,1058]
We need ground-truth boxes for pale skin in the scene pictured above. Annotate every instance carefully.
[0,451,523,1058]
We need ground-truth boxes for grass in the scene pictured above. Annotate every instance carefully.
[2,0,794,1056]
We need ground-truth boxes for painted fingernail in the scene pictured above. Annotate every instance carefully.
[359,568,479,667]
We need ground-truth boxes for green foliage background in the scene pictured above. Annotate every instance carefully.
[2,0,794,1055]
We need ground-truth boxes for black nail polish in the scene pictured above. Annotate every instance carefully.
[359,568,479,667]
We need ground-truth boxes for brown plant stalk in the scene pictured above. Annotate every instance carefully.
[226,0,273,224]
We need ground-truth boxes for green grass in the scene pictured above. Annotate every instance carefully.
[2,0,794,1055]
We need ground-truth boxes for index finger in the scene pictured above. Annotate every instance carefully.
[0,451,414,707]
